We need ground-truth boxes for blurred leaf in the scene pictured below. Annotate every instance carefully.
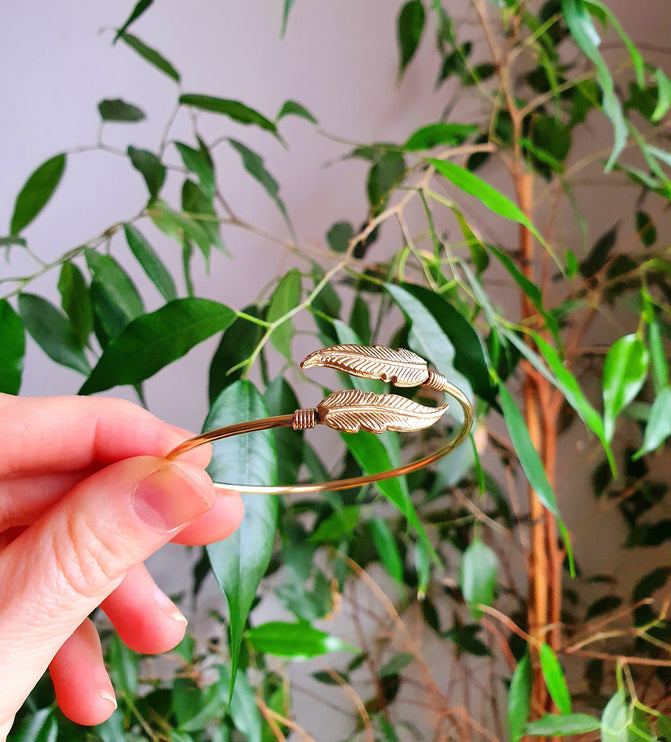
[404,122,477,151]
[18,293,89,375]
[603,334,649,442]
[107,634,138,696]
[652,67,671,122]
[9,707,58,742]
[281,0,297,37]
[397,0,425,76]
[57,262,93,346]
[175,140,216,198]
[10,154,66,235]
[508,653,532,742]
[499,384,559,517]
[206,381,278,694]
[172,678,225,733]
[579,225,617,278]
[276,99,317,124]
[94,710,125,742]
[246,621,357,658]
[539,644,571,714]
[414,540,431,596]
[327,221,354,253]
[585,595,623,620]
[633,566,671,604]
[181,179,223,251]
[460,539,498,618]
[309,506,359,542]
[97,98,145,122]
[633,386,671,459]
[367,151,406,214]
[349,295,371,345]
[601,688,629,741]
[80,298,235,394]
[150,200,213,260]
[267,268,301,358]
[0,299,24,394]
[444,623,491,657]
[379,653,414,677]
[526,713,601,735]
[85,250,144,319]
[118,31,180,81]
[369,518,403,583]
[113,0,153,43]
[123,223,177,301]
[635,211,656,247]
[265,377,304,484]
[127,146,165,199]
[217,666,262,742]
[180,95,277,134]
[228,139,292,233]
[561,0,627,170]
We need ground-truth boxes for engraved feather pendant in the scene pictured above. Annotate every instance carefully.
[317,389,448,434]
[301,344,430,388]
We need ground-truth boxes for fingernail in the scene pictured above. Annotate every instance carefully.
[94,667,117,709]
[134,462,214,533]
[153,587,188,625]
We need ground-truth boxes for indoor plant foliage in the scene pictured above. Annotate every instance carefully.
[3,0,671,740]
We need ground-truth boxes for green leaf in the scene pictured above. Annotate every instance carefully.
[508,653,532,742]
[228,139,292,233]
[205,381,278,693]
[460,539,498,618]
[19,293,89,375]
[525,713,601,735]
[150,199,214,260]
[281,0,297,37]
[217,666,262,742]
[309,506,359,542]
[127,146,166,199]
[118,31,180,82]
[10,154,66,235]
[397,0,425,76]
[246,621,357,658]
[579,224,617,278]
[181,179,224,251]
[57,262,93,347]
[113,0,154,43]
[635,211,656,247]
[633,386,671,459]
[367,151,406,214]
[647,312,669,393]
[180,94,277,134]
[404,122,477,151]
[369,518,403,583]
[10,707,58,742]
[326,221,354,253]
[276,100,317,124]
[85,249,144,319]
[0,299,24,394]
[175,141,216,198]
[603,334,649,442]
[80,298,235,394]
[97,98,145,122]
[265,377,304,485]
[561,0,627,170]
[601,688,629,741]
[429,158,543,243]
[539,644,571,714]
[379,652,414,677]
[652,67,671,122]
[657,713,671,739]
[585,595,622,620]
[123,223,177,301]
[107,634,138,696]
[499,384,559,517]
[267,269,301,359]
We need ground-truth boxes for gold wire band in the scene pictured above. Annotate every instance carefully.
[167,344,474,495]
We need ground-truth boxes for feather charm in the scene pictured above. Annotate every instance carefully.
[301,344,429,387]
[317,389,448,434]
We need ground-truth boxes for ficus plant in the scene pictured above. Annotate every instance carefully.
[3,0,671,740]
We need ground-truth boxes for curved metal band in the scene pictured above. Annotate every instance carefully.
[167,346,474,495]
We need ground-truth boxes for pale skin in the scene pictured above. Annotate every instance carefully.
[0,394,244,739]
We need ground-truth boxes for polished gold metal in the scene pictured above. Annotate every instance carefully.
[168,344,474,495]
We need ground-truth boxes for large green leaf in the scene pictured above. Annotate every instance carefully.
[460,539,498,618]
[80,298,235,394]
[526,714,601,736]
[508,654,532,742]
[123,223,177,301]
[228,139,292,233]
[10,154,66,235]
[0,300,25,394]
[397,0,425,76]
[267,269,301,359]
[85,249,144,320]
[633,386,671,459]
[18,293,89,375]
[127,146,166,199]
[97,99,145,122]
[118,31,180,82]
[539,644,571,714]
[205,381,278,694]
[603,334,649,442]
[265,377,304,485]
[57,262,93,346]
[246,621,356,658]
[180,95,277,134]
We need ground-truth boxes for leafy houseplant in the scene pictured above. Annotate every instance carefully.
[3,0,671,740]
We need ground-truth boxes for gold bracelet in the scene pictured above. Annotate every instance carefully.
[167,344,474,495]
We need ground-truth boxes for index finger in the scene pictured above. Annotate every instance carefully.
[0,394,208,477]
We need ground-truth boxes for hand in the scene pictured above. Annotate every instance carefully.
[0,394,244,737]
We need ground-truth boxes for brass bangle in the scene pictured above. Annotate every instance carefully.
[167,344,474,495]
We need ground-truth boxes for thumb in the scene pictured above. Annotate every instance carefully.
[0,455,214,724]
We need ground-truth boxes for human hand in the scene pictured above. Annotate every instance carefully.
[0,394,244,738]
